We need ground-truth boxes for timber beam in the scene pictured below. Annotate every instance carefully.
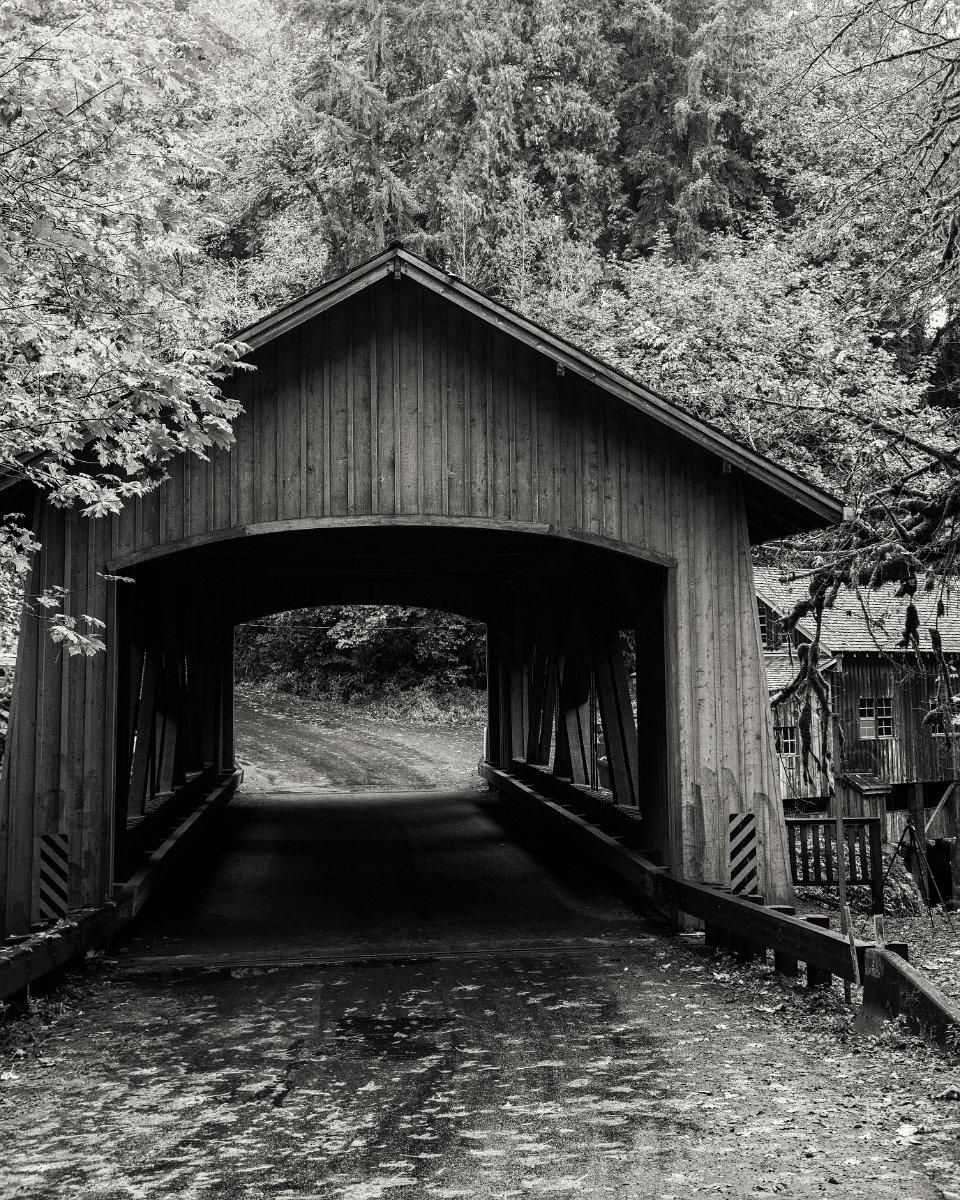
[482,765,871,983]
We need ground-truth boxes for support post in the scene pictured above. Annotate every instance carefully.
[769,905,799,976]
[485,623,501,768]
[591,622,639,807]
[525,617,556,766]
[510,605,528,765]
[554,600,591,785]
[805,915,832,988]
[220,628,235,772]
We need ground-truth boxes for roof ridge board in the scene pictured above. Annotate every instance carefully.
[234,248,397,347]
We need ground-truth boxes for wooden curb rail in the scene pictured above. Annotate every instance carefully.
[0,770,240,1004]
[481,764,871,983]
[856,947,960,1052]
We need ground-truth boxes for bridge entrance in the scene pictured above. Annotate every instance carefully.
[0,245,843,938]
[110,524,667,874]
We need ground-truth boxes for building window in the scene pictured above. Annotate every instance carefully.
[929,698,946,737]
[757,601,783,649]
[775,725,798,758]
[758,601,768,648]
[859,697,893,739]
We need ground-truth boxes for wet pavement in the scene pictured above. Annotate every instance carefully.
[3,707,960,1198]
[2,935,956,1198]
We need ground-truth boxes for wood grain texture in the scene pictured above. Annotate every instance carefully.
[0,273,797,933]
[107,277,767,567]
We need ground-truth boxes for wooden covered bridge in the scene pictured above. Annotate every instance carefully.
[0,245,843,939]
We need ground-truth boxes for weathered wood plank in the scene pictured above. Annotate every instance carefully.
[421,292,443,516]
[329,302,350,517]
[257,338,280,525]
[511,339,534,524]
[352,293,373,517]
[279,325,302,521]
[444,303,466,516]
[490,331,511,521]
[467,316,488,518]
[398,282,420,514]
[556,600,592,786]
[592,623,640,808]
[304,312,325,517]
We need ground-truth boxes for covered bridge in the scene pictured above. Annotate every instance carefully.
[0,245,843,937]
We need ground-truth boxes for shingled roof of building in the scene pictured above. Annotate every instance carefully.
[763,650,809,692]
[753,565,960,655]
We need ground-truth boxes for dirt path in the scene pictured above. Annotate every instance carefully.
[234,689,483,793]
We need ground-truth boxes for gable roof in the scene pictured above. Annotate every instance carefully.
[755,565,960,655]
[235,244,845,544]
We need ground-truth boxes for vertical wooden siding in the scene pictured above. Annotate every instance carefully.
[1,274,795,932]
[670,473,789,900]
[0,505,116,930]
[114,281,683,558]
[836,655,957,784]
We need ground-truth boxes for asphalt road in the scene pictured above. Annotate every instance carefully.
[124,788,649,969]
[2,701,959,1198]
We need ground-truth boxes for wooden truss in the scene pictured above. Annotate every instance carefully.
[488,587,660,817]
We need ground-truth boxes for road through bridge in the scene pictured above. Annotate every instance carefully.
[0,243,844,941]
[1,710,955,1199]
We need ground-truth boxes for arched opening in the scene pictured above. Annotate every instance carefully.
[113,522,672,887]
[232,602,487,792]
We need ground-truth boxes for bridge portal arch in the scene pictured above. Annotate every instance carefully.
[0,246,843,935]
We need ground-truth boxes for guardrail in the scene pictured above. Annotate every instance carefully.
[785,816,884,914]
[482,762,872,986]
[1,770,240,1004]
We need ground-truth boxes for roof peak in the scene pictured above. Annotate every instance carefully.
[234,246,845,544]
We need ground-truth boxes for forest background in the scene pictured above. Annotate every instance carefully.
[4,0,960,721]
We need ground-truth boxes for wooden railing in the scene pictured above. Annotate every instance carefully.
[486,763,873,985]
[785,817,884,915]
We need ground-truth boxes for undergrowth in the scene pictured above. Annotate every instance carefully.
[235,677,486,728]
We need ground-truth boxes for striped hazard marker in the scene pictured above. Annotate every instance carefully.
[729,812,758,895]
[38,833,69,921]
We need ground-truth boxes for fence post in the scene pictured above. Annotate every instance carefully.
[703,884,733,950]
[804,915,832,988]
[740,895,767,962]
[768,905,799,976]
[868,819,884,914]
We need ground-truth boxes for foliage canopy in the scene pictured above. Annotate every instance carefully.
[7,0,960,694]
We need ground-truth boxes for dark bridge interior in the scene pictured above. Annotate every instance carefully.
[117,524,669,883]
[131,524,664,623]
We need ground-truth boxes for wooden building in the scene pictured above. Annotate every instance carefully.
[757,568,960,894]
[0,245,844,936]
